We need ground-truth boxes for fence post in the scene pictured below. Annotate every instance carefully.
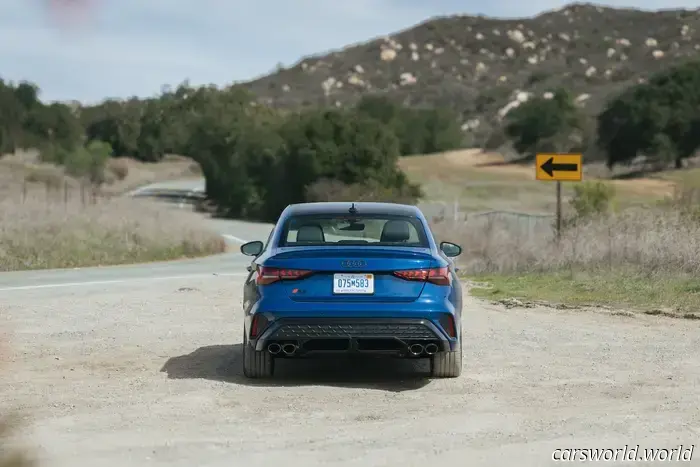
[556,181,562,241]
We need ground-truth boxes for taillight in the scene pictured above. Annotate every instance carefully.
[393,267,451,286]
[438,313,457,338]
[256,266,312,285]
[250,314,269,338]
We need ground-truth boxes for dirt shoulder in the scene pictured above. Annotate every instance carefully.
[2,277,698,466]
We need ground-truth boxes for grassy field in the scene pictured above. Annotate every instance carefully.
[468,272,700,317]
[0,153,224,271]
[430,201,700,315]
[414,151,700,315]
[399,149,679,214]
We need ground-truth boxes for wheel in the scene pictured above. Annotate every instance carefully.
[430,339,462,378]
[242,332,274,378]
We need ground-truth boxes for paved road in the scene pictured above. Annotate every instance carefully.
[1,180,699,467]
[126,178,205,196]
[0,217,272,293]
[127,177,454,220]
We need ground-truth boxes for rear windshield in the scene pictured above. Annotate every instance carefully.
[279,214,429,247]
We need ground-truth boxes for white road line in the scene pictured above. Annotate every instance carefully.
[222,234,248,243]
[0,272,248,292]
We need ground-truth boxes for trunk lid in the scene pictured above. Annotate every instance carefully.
[263,246,434,302]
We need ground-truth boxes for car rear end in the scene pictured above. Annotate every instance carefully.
[246,208,460,360]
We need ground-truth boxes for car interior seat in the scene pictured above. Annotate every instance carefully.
[296,224,326,243]
[379,220,411,243]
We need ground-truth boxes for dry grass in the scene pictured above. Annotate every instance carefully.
[0,150,202,198]
[433,204,700,313]
[0,188,225,271]
[400,149,678,214]
[102,155,201,195]
[0,151,221,271]
[439,207,700,275]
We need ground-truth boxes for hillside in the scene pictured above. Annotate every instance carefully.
[239,2,700,144]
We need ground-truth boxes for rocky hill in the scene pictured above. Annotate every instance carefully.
[238,2,700,144]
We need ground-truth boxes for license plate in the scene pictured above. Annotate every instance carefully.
[333,273,374,294]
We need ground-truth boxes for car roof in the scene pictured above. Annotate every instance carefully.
[283,202,421,218]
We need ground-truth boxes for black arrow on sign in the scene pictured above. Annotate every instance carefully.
[540,157,578,177]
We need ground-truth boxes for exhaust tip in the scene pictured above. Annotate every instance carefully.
[408,343,424,356]
[424,343,438,355]
[268,343,282,355]
[282,343,298,356]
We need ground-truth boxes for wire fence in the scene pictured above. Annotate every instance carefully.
[464,210,556,239]
[3,179,557,238]
[423,200,556,240]
[2,178,104,206]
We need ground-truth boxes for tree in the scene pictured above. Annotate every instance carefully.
[182,89,284,220]
[82,99,143,159]
[504,89,584,160]
[355,95,464,156]
[0,74,427,222]
[25,103,84,152]
[276,108,414,208]
[0,79,25,153]
[598,60,700,170]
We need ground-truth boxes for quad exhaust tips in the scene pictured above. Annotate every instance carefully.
[267,343,282,355]
[282,343,298,356]
[408,343,439,356]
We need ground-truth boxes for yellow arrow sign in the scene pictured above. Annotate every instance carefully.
[535,153,582,181]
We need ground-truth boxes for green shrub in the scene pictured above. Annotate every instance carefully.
[569,181,616,220]
[63,141,112,184]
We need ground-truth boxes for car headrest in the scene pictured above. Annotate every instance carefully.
[380,220,411,243]
[296,224,325,243]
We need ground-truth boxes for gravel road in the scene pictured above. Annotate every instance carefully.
[2,272,700,467]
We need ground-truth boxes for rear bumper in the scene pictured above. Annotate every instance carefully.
[252,317,457,355]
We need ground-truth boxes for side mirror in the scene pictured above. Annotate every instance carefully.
[440,241,462,258]
[240,240,264,257]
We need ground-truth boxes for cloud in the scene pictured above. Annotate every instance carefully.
[0,1,698,103]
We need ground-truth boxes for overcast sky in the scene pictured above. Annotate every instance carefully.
[1,0,697,103]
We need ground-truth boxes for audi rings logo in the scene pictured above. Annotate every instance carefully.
[341,260,366,268]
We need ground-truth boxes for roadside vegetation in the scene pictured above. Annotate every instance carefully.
[432,182,700,315]
[0,151,224,271]
[420,60,700,316]
[3,61,700,221]
[3,60,700,299]
[0,194,225,271]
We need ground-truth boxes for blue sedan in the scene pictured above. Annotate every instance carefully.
[239,202,464,378]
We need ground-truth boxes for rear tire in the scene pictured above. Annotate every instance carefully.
[430,341,462,378]
[242,333,274,378]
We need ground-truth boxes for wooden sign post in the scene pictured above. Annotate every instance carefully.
[535,153,583,240]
